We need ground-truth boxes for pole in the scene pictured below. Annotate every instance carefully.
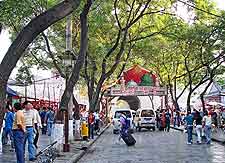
[63,109,70,152]
[33,80,37,102]
[48,84,50,106]
[63,77,70,152]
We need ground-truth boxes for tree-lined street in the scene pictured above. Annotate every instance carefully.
[1,0,225,163]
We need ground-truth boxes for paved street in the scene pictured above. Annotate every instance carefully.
[78,127,225,163]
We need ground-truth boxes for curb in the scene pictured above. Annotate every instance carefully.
[67,123,111,163]
[171,126,225,144]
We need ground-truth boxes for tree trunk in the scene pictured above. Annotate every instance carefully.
[149,95,155,110]
[200,80,213,112]
[59,0,92,110]
[0,0,81,127]
[187,91,192,112]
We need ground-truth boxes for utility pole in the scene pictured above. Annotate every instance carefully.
[63,14,72,152]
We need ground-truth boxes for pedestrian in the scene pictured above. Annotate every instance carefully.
[45,107,55,136]
[173,110,177,127]
[165,110,171,132]
[2,105,14,149]
[23,101,36,161]
[88,111,95,139]
[12,102,26,163]
[203,111,212,144]
[161,110,166,131]
[118,113,129,143]
[94,111,100,134]
[184,110,194,145]
[40,107,47,135]
[33,107,42,149]
[194,111,202,144]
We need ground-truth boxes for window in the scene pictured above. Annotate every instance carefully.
[114,111,132,118]
[141,110,154,117]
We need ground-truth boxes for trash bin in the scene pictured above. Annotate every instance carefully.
[81,121,89,140]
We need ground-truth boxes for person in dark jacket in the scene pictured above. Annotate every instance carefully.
[194,111,203,144]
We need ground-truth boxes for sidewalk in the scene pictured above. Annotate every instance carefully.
[0,134,51,163]
[171,125,225,143]
[55,124,110,163]
[0,124,110,163]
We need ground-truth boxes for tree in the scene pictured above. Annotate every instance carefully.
[0,0,82,127]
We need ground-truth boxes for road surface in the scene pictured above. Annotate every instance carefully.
[78,127,225,163]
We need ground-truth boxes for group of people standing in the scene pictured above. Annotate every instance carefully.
[184,109,212,145]
[80,109,103,140]
[2,101,55,163]
[156,109,172,132]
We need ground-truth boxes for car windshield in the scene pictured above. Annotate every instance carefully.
[114,111,132,118]
[141,110,154,117]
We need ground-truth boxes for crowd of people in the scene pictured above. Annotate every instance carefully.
[79,106,105,140]
[1,101,56,163]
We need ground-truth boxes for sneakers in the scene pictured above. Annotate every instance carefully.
[187,142,192,145]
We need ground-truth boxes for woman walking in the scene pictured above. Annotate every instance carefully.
[203,111,212,144]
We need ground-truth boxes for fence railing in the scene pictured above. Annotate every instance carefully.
[36,141,58,163]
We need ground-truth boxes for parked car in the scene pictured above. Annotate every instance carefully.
[112,109,134,134]
[134,108,156,131]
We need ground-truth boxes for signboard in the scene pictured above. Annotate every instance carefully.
[109,86,167,96]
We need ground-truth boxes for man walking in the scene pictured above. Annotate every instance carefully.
[45,107,55,136]
[2,105,14,148]
[12,103,25,163]
[165,110,171,132]
[33,107,42,149]
[40,107,47,134]
[88,112,95,139]
[184,110,194,145]
[23,101,36,161]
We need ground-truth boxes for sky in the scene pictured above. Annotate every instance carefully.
[0,0,225,76]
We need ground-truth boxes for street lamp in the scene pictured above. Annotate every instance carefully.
[61,50,75,152]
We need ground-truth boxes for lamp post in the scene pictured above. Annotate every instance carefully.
[62,50,75,152]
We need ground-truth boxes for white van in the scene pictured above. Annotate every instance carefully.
[112,109,134,134]
[134,108,156,131]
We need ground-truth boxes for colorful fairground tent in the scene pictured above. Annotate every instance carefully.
[104,65,167,97]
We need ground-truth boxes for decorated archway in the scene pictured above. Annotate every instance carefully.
[118,96,141,111]
[104,65,167,111]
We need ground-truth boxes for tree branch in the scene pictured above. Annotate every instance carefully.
[42,32,66,78]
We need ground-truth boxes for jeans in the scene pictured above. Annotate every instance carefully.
[195,125,202,143]
[13,130,25,163]
[47,121,53,136]
[204,125,211,144]
[165,122,170,132]
[174,117,176,127]
[88,124,94,139]
[2,127,14,148]
[187,126,193,143]
[24,127,36,160]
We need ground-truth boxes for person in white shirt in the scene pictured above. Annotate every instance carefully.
[23,101,36,161]
[94,112,100,134]
[33,107,42,148]
[202,111,212,144]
